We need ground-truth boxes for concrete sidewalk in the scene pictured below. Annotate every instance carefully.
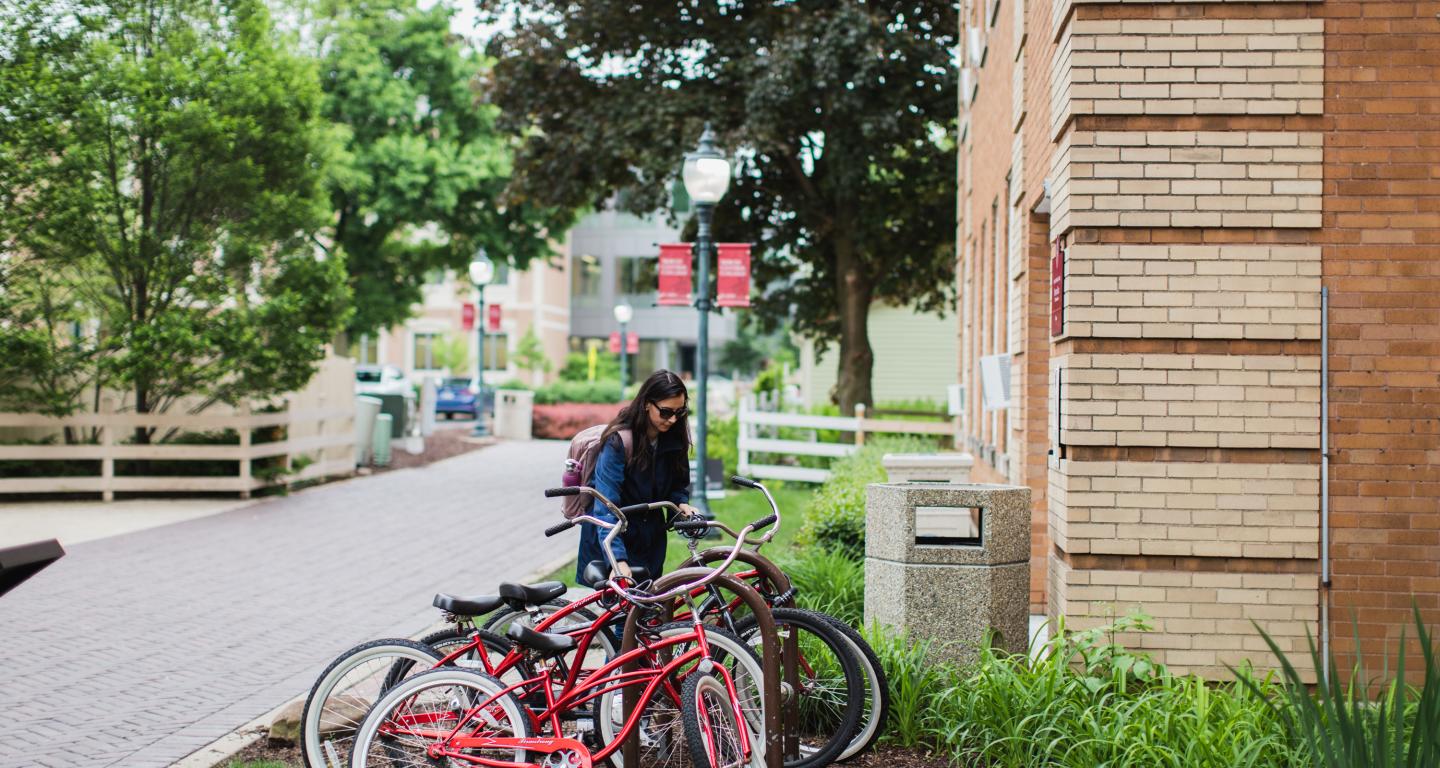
[0,498,259,550]
[0,439,573,768]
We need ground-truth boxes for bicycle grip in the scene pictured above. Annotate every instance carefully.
[672,519,710,533]
[545,520,576,537]
[619,503,651,515]
[545,487,581,498]
[731,475,760,489]
[749,513,778,530]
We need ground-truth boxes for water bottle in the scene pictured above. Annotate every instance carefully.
[562,458,582,487]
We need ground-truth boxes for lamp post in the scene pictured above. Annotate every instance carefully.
[469,250,494,437]
[614,302,633,399]
[681,124,731,517]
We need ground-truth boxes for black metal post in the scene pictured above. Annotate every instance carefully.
[471,289,488,437]
[693,202,713,516]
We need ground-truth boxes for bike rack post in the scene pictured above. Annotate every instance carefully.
[619,568,783,768]
[680,548,801,760]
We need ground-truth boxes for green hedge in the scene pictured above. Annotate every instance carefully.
[797,436,935,557]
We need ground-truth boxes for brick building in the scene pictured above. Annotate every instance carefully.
[955,0,1439,678]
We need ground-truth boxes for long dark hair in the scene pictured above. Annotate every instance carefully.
[602,369,691,474]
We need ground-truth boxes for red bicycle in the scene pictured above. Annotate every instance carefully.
[347,486,773,768]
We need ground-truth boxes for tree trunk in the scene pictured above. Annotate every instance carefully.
[831,233,874,415]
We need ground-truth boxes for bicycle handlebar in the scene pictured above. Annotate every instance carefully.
[544,520,576,537]
[731,475,761,489]
[544,487,581,498]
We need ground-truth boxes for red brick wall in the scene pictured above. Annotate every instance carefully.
[1319,0,1440,672]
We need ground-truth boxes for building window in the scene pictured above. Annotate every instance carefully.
[616,255,660,301]
[414,332,440,370]
[572,254,604,307]
[481,333,509,371]
[357,334,379,365]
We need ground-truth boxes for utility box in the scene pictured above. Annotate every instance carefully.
[864,482,1031,666]
[493,389,534,440]
[374,394,409,438]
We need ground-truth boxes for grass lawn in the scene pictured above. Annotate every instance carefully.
[546,485,814,585]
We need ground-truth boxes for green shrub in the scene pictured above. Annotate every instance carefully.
[779,546,864,627]
[559,350,620,382]
[708,414,740,480]
[1243,605,1440,768]
[496,378,531,391]
[798,436,934,556]
[856,614,1300,767]
[533,379,625,405]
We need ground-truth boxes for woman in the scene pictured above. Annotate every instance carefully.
[576,369,700,582]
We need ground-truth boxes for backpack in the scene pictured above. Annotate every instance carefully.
[560,426,633,518]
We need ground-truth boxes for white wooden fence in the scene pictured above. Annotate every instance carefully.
[736,398,957,483]
[0,354,356,501]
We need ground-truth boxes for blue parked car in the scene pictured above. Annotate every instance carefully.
[435,377,480,420]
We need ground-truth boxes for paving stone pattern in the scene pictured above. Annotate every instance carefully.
[0,440,572,768]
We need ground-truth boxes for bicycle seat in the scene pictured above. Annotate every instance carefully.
[581,560,650,591]
[433,593,505,616]
[498,580,567,606]
[505,622,577,655]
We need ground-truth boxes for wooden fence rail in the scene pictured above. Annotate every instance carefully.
[0,406,356,501]
[737,398,956,483]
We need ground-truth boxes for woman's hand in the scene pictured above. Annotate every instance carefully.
[677,503,702,519]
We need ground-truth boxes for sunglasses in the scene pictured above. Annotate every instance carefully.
[651,403,689,421]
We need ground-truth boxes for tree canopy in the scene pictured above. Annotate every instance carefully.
[478,0,957,410]
[0,0,349,437]
[308,0,569,338]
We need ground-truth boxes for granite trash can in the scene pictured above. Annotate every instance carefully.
[493,389,534,440]
[864,482,1031,666]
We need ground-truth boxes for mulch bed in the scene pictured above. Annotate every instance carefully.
[366,426,492,474]
[224,736,301,766]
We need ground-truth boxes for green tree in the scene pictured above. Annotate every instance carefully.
[0,0,350,442]
[478,1,957,412]
[306,0,568,338]
[513,327,552,379]
[431,333,471,375]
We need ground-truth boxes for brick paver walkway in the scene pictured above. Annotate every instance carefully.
[0,440,573,768]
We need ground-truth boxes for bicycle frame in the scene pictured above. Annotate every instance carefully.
[378,615,754,768]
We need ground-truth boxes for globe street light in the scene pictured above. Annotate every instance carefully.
[468,250,495,437]
[613,302,633,399]
[681,124,731,517]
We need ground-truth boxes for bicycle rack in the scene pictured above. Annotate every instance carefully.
[619,569,786,768]
[680,547,803,761]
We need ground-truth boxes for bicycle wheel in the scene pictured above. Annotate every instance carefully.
[300,638,442,768]
[682,672,765,768]
[597,624,765,768]
[816,615,889,762]
[731,608,864,768]
[348,667,531,768]
[407,626,520,686]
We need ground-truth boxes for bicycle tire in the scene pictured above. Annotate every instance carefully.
[681,672,766,768]
[348,667,531,768]
[597,623,766,768]
[815,614,889,761]
[300,637,442,768]
[730,608,865,768]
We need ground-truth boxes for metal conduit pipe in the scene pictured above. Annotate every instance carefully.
[1321,286,1331,684]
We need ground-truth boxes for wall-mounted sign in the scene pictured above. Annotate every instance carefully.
[658,244,694,306]
[716,243,752,308]
[1050,237,1065,337]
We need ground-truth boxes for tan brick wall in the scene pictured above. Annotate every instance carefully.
[1052,18,1323,138]
[1052,352,1321,448]
[1050,458,1320,558]
[1063,243,1322,340]
[1054,130,1323,233]
[1050,554,1319,681]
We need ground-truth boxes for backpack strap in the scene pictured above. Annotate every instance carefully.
[616,428,633,463]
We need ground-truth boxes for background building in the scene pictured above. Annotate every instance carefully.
[566,206,739,380]
[799,305,959,409]
[956,0,1437,679]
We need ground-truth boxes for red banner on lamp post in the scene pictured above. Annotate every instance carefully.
[716,243,752,308]
[658,243,693,306]
[487,303,502,332]
[608,332,639,354]
[461,302,476,330]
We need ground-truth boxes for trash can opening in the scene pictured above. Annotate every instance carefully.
[915,505,982,546]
